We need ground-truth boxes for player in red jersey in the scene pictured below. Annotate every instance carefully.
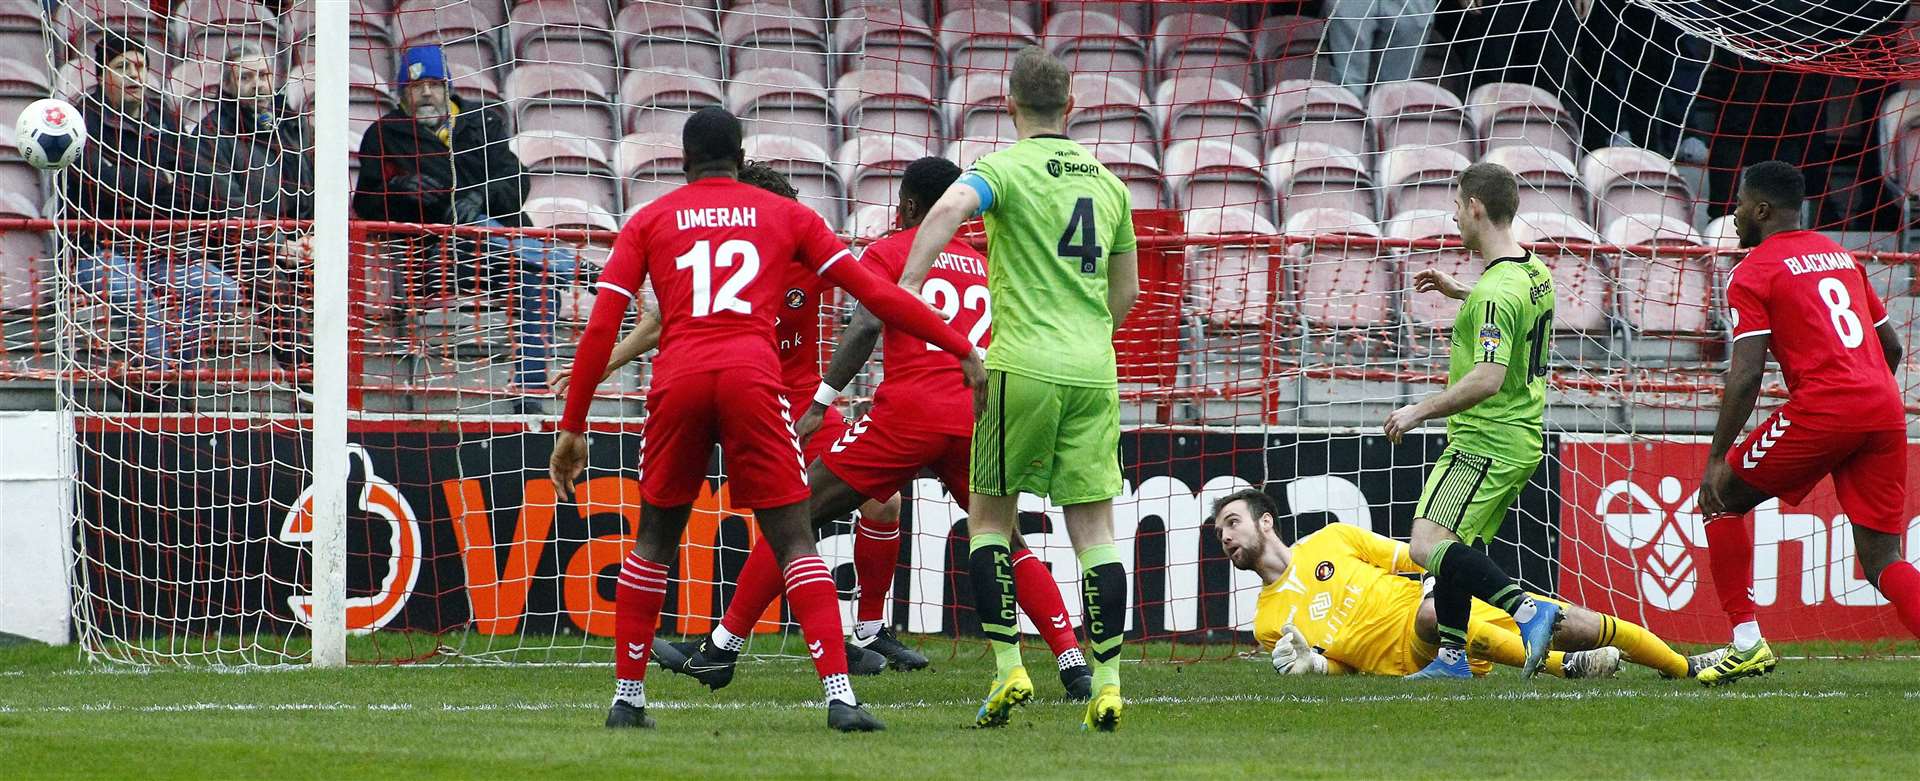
[551,108,985,731]
[1695,160,1920,684]
[652,158,1096,699]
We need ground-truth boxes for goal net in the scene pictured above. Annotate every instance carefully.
[29,0,1920,666]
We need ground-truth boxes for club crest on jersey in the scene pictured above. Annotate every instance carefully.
[785,288,806,308]
[1314,561,1335,581]
[1046,158,1062,177]
[1478,323,1503,357]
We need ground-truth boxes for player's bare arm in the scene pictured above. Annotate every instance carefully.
[1107,248,1140,333]
[1876,320,1903,369]
[1383,361,1504,443]
[797,303,883,442]
[550,300,661,399]
[1697,333,1770,516]
[1413,267,1470,300]
[896,184,981,293]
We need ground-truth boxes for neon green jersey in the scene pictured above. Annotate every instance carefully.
[1446,254,1554,464]
[960,135,1137,388]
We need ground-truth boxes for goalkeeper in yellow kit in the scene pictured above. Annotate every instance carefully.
[1212,489,1723,678]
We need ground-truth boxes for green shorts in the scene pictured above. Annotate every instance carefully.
[1414,447,1538,545]
[970,370,1122,505]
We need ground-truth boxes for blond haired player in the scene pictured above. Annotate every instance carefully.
[1211,489,1722,679]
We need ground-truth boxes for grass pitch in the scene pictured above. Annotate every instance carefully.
[2,637,1917,779]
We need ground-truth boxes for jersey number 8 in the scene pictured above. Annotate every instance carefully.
[1817,277,1865,349]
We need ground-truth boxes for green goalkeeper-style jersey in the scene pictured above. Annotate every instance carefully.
[959,135,1138,388]
[1446,253,1555,464]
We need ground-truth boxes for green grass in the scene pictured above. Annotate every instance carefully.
[2,639,1917,779]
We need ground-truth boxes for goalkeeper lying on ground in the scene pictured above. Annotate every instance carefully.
[1212,488,1722,678]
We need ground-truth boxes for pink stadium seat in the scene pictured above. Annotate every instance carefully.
[728,67,834,154]
[945,135,1013,168]
[947,72,1013,140]
[1269,141,1374,222]
[1580,146,1693,236]
[842,0,933,26]
[833,69,941,149]
[445,61,503,103]
[508,0,620,93]
[1072,3,1150,33]
[1164,139,1271,214]
[1185,206,1275,327]
[1156,76,1262,158]
[0,0,46,68]
[506,63,616,142]
[1265,79,1366,158]
[288,6,397,80]
[523,196,619,232]
[1466,82,1579,161]
[1047,10,1147,90]
[720,3,830,86]
[743,133,844,223]
[286,63,392,116]
[616,1,723,80]
[1368,81,1475,159]
[621,67,724,137]
[175,0,276,60]
[1513,211,1609,333]
[835,7,940,95]
[0,58,51,127]
[1377,145,1469,218]
[942,0,1042,30]
[937,8,1039,76]
[836,135,929,210]
[616,131,683,205]
[1386,208,1473,329]
[1606,213,1712,335]
[0,155,35,203]
[526,173,617,213]
[845,202,896,240]
[1253,15,1326,89]
[1153,13,1255,91]
[51,0,166,64]
[166,59,226,125]
[1068,73,1154,151]
[1483,145,1586,222]
[1285,207,1389,328]
[1091,142,1167,210]
[513,130,614,175]
[391,0,503,74]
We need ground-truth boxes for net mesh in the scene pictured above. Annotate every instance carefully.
[15,0,1916,666]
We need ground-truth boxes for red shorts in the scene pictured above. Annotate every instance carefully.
[1726,409,1908,533]
[641,370,808,509]
[800,404,849,464]
[820,409,970,504]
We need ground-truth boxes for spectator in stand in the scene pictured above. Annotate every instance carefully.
[1324,0,1439,98]
[68,30,241,367]
[1573,0,1710,159]
[200,42,316,383]
[352,45,583,412]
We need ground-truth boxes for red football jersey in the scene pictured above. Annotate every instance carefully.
[774,262,832,397]
[1727,229,1903,431]
[860,227,991,435]
[596,178,852,389]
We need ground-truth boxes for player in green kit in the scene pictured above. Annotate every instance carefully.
[1381,162,1564,680]
[897,47,1139,732]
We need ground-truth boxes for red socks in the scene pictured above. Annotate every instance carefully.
[853,515,902,624]
[718,539,784,639]
[1012,549,1078,657]
[615,552,670,682]
[1704,512,1757,627]
[1877,561,1920,637]
[782,554,850,678]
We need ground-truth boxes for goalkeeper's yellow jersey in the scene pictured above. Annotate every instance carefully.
[1253,523,1426,675]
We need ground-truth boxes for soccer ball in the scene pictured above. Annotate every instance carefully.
[16,98,86,171]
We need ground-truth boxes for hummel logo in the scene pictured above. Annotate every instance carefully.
[808,640,825,659]
[1049,614,1070,630]
[1742,417,1791,470]
[626,642,647,660]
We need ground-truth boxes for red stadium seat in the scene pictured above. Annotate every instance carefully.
[523,195,618,232]
[727,67,834,155]
[1253,15,1326,89]
[175,0,276,60]
[833,69,941,149]
[616,131,683,205]
[1265,79,1366,158]
[944,135,1013,168]
[720,3,830,86]
[1091,142,1167,210]
[1377,145,1469,218]
[1068,73,1155,152]
[1580,146,1693,236]
[1483,145,1586,222]
[1156,76,1262,158]
[937,8,1039,77]
[506,63,616,142]
[942,0,1042,30]
[835,7,940,95]
[1466,82,1579,161]
[287,7,396,78]
[508,0,619,93]
[286,62,392,115]
[1607,213,1712,335]
[1386,208,1472,329]
[743,133,844,223]
[1368,81,1474,159]
[1164,138,1270,214]
[1269,141,1374,222]
[526,172,617,213]
[1285,207,1389,328]
[621,67,724,136]
[445,61,503,103]
[391,0,504,74]
[1074,2,1151,33]
[1047,10,1147,90]
[1153,13,1255,91]
[616,1,723,80]
[1513,211,1610,333]
[837,134,929,210]
[1185,206,1276,327]
[513,130,614,175]
[946,72,1012,140]
[841,0,933,27]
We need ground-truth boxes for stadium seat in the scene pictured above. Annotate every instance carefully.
[1269,141,1374,222]
[1606,213,1712,335]
[1164,138,1271,214]
[508,0,620,93]
[944,135,1013,168]
[1151,0,1256,27]
[726,67,834,154]
[1284,207,1389,328]
[1367,81,1475,159]
[615,1,723,80]
[742,133,844,223]
[1253,15,1327,90]
[1265,79,1366,159]
[0,59,52,134]
[844,202,895,240]
[1091,142,1168,210]
[1385,208,1472,329]
[1512,211,1609,333]
[833,69,942,149]
[1047,10,1148,90]
[1156,76,1263,158]
[522,195,619,232]
[505,63,616,142]
[841,0,933,27]
[166,59,226,125]
[1184,206,1276,327]
[1153,13,1255,90]
[513,129,614,175]
[0,0,46,70]
[836,134,929,210]
[1377,145,1468,218]
[175,0,277,61]
[1068,73,1154,151]
[1070,2,1150,33]
[445,61,504,103]
[621,67,724,137]
[1465,82,1579,161]
[941,0,1043,31]
[286,62,392,117]
[1483,145,1586,222]
[51,0,169,64]
[947,72,1013,140]
[1580,146,1693,237]
[0,189,44,312]
[835,7,940,95]
[616,131,683,205]
[390,0,504,74]
[1703,214,1739,249]
[526,172,617,215]
[937,8,1039,76]
[719,3,830,86]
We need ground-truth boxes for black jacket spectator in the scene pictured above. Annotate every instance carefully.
[68,88,231,221]
[199,96,314,222]
[351,95,529,227]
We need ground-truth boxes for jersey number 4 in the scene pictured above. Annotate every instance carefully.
[1058,197,1103,274]
[675,239,760,317]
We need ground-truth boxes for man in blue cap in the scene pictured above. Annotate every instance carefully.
[353,44,584,412]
